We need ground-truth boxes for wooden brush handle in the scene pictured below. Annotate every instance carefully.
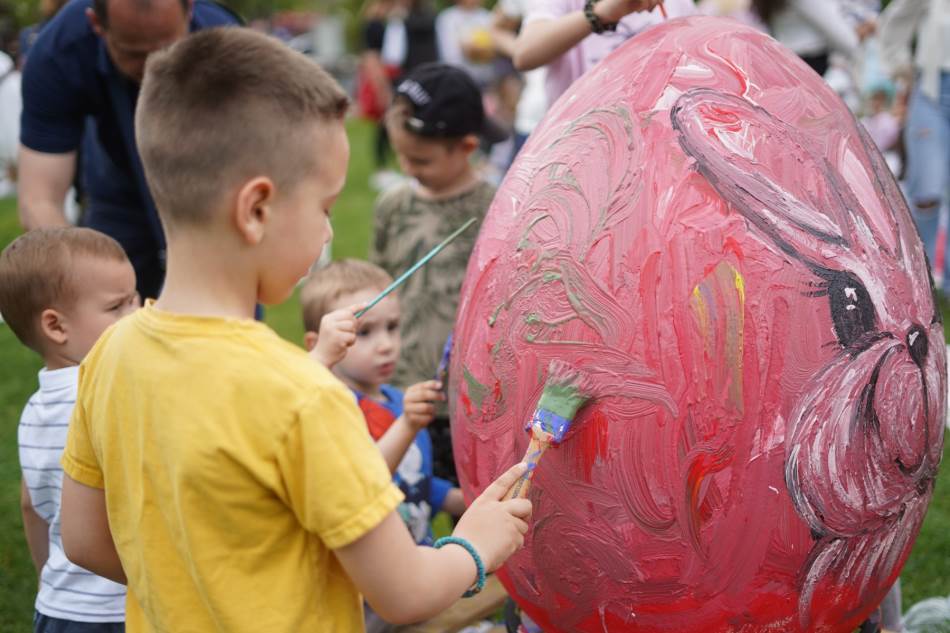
[503,434,552,500]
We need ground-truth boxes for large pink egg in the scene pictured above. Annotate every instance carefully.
[451,16,946,632]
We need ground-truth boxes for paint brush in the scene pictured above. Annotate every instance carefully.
[658,3,668,18]
[355,217,478,319]
[503,360,596,500]
[435,332,453,384]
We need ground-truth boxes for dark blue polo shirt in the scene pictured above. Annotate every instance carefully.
[20,0,239,295]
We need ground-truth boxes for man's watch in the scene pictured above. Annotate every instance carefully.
[584,0,618,34]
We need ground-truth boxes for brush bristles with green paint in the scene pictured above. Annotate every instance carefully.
[503,359,595,500]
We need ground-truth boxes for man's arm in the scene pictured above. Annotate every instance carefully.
[20,479,49,575]
[17,145,76,229]
[60,474,126,584]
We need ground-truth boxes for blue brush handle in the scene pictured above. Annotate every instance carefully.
[355,218,477,319]
[435,332,453,382]
[525,408,572,443]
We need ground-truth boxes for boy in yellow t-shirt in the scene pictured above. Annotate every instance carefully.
[58,28,531,633]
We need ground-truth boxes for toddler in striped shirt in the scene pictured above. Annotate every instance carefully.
[0,227,138,633]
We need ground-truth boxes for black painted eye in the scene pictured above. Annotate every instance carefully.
[907,324,929,368]
[814,270,877,349]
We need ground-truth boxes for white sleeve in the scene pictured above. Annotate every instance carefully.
[878,0,927,75]
[792,0,860,59]
[436,10,464,65]
[524,0,567,25]
[381,18,407,67]
[497,0,525,20]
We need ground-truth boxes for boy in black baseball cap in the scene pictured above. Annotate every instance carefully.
[392,62,509,144]
[372,62,507,488]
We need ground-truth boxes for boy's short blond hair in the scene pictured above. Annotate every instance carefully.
[135,27,349,226]
[0,228,129,352]
[300,259,393,333]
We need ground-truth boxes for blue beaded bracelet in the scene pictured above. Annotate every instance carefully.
[434,536,486,598]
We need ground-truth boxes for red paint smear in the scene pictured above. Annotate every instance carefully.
[573,410,610,482]
[459,390,473,418]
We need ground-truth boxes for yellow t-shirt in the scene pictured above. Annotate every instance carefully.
[62,303,403,632]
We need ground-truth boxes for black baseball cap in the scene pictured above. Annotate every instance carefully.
[394,62,509,144]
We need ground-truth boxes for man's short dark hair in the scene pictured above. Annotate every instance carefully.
[93,0,190,28]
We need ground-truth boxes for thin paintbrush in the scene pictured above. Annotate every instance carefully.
[355,217,478,319]
[658,3,667,18]
[503,359,596,500]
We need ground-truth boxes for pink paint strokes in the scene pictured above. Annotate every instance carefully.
[449,16,946,633]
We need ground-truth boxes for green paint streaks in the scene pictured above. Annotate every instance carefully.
[538,380,590,420]
[462,366,489,410]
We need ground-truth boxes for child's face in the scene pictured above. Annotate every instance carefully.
[388,123,474,195]
[57,255,139,363]
[259,122,349,304]
[331,288,401,395]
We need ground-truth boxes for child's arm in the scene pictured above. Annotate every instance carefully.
[60,475,126,584]
[308,304,365,369]
[335,462,531,624]
[513,0,663,71]
[441,487,467,517]
[377,380,444,473]
[430,476,465,518]
[20,479,49,575]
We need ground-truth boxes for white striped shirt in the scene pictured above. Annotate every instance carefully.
[18,366,126,622]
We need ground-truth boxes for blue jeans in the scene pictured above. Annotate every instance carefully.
[34,613,124,633]
[905,72,950,283]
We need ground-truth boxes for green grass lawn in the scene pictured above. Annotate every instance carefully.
[0,118,949,629]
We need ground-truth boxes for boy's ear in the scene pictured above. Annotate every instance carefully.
[304,330,319,352]
[234,177,276,246]
[457,134,479,155]
[39,308,68,347]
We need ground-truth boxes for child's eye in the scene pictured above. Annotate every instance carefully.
[357,327,372,337]
[387,320,400,332]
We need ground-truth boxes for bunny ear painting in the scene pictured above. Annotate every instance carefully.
[451,15,946,633]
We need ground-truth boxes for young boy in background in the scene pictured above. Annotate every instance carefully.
[302,259,466,542]
[58,28,530,633]
[0,227,138,633]
[303,259,511,632]
[374,62,507,483]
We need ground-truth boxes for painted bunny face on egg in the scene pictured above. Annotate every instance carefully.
[671,88,946,621]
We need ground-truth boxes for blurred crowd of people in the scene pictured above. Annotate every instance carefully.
[351,0,950,301]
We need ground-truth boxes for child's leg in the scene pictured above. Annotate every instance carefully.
[904,82,950,286]
[429,416,458,486]
[880,579,903,632]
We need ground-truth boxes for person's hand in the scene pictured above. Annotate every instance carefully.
[452,463,533,572]
[402,380,445,430]
[594,0,664,24]
[310,303,364,368]
[855,18,876,42]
